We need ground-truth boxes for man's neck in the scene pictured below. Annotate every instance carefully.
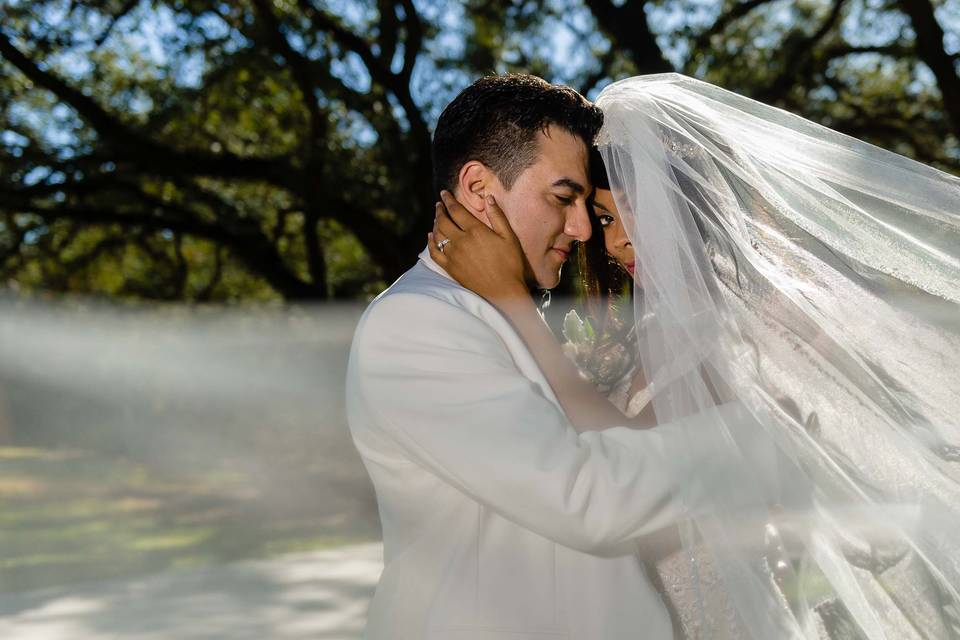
[417,245,550,317]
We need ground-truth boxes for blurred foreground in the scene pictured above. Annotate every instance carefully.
[0,542,381,640]
[0,297,382,637]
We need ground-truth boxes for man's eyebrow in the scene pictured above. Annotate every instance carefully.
[552,178,586,194]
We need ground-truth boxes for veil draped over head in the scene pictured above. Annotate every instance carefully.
[595,74,960,639]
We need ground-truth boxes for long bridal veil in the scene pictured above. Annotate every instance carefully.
[596,73,960,639]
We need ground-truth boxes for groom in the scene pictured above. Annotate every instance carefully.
[345,75,754,639]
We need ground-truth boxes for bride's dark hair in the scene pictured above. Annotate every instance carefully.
[571,147,636,388]
[578,147,631,323]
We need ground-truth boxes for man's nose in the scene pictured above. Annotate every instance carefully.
[564,202,592,242]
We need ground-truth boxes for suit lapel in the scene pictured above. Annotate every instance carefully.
[415,248,564,412]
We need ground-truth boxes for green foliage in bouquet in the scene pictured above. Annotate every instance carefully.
[560,308,636,393]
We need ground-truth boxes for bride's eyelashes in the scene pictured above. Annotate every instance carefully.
[597,214,614,228]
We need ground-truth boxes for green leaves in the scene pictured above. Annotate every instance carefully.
[1,0,956,302]
[562,309,596,347]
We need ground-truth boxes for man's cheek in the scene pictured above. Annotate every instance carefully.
[501,209,524,241]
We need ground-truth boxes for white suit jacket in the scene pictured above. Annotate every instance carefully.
[345,249,758,639]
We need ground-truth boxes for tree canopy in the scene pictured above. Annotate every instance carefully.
[1,0,957,302]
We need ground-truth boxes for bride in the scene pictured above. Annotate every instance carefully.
[429,73,960,639]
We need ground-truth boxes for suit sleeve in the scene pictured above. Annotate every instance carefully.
[348,292,761,555]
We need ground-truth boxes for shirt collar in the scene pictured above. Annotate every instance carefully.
[417,245,456,282]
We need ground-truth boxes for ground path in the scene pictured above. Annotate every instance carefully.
[0,542,382,639]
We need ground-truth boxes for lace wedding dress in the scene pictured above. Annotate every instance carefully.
[607,369,955,640]
[609,372,762,640]
[565,307,950,639]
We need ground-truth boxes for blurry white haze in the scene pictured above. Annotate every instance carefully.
[1,290,958,639]
[0,296,381,639]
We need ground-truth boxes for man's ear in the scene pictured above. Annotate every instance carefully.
[455,161,495,226]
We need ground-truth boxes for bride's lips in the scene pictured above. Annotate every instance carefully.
[624,261,636,275]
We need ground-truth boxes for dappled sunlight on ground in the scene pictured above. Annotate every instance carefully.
[0,441,379,593]
[0,303,380,595]
[0,302,382,636]
[0,542,382,639]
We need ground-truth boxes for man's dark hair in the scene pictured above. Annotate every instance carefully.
[432,74,604,194]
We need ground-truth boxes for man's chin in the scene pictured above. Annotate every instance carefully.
[534,270,562,291]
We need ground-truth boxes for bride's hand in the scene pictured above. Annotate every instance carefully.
[429,190,531,308]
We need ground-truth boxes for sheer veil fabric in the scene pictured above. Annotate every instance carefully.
[595,74,960,639]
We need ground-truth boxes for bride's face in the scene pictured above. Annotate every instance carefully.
[591,189,635,278]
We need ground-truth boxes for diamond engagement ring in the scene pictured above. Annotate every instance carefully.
[437,238,451,253]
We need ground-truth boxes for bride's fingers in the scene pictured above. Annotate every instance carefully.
[484,195,518,242]
[431,206,443,241]
[439,190,479,232]
[435,199,464,240]
[427,231,447,265]
[431,209,454,254]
